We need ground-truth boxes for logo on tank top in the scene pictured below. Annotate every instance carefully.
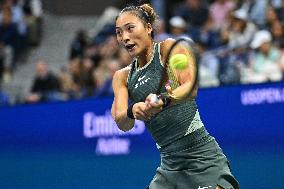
[198,186,212,189]
[135,75,151,88]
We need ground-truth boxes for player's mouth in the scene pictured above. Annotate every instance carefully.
[125,44,136,53]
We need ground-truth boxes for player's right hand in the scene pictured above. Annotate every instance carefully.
[132,102,153,121]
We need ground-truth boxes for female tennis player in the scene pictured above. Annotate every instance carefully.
[111,3,239,189]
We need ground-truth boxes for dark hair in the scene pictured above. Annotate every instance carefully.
[117,4,157,38]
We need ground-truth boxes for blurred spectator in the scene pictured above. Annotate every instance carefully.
[98,35,120,59]
[174,0,209,41]
[151,0,165,19]
[264,5,280,30]
[57,65,78,100]
[248,0,268,28]
[221,8,257,48]
[93,58,120,97]
[0,7,18,54]
[274,0,284,23]
[193,14,222,50]
[217,9,257,85]
[117,47,131,68]
[81,56,96,97]
[168,16,188,39]
[217,48,242,85]
[88,6,119,44]
[197,41,220,87]
[242,30,282,83]
[68,57,84,97]
[154,18,170,42]
[209,0,235,30]
[270,0,282,9]
[0,43,13,82]
[26,59,61,103]
[65,57,97,98]
[176,0,209,28]
[84,43,102,68]
[0,7,19,80]
[93,23,116,45]
[0,0,44,87]
[69,29,89,59]
[1,0,27,39]
[270,20,284,48]
[93,58,113,94]
[23,0,43,46]
[22,0,43,18]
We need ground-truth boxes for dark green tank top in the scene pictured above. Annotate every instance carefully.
[127,43,204,148]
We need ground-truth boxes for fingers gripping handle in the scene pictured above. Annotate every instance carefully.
[150,94,171,108]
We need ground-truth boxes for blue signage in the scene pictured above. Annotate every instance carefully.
[0,82,283,189]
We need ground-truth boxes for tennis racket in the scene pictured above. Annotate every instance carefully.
[150,37,199,104]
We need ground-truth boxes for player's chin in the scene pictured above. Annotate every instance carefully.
[127,51,136,58]
[126,47,137,57]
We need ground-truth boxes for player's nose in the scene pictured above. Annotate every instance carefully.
[121,32,130,43]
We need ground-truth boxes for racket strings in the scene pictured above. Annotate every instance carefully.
[157,37,199,101]
[167,66,179,90]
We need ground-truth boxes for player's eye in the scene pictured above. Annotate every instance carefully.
[127,25,134,32]
[116,29,122,36]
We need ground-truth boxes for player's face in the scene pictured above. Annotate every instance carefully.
[115,12,152,58]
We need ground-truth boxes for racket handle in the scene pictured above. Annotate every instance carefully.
[150,94,172,108]
[150,94,159,103]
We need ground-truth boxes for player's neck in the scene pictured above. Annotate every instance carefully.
[137,42,154,68]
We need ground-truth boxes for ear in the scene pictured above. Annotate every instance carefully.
[146,23,153,35]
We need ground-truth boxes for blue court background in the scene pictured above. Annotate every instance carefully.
[0,82,283,189]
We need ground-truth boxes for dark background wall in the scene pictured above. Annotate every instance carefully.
[42,0,115,15]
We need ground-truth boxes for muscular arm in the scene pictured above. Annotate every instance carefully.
[160,38,198,100]
[111,67,135,132]
[112,66,155,129]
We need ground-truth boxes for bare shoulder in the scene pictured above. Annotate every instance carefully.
[160,38,176,62]
[160,38,175,51]
[113,65,132,86]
